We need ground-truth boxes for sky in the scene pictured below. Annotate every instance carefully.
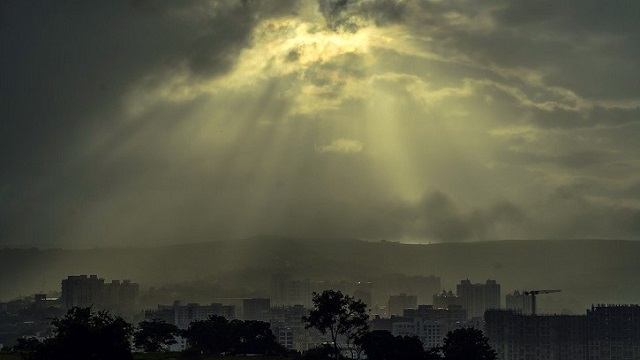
[1,0,639,248]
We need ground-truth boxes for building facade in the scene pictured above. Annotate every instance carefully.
[587,304,640,360]
[243,298,271,321]
[506,291,533,315]
[457,279,501,319]
[61,275,139,314]
[486,309,588,360]
[145,301,236,329]
[433,290,460,309]
[61,275,105,309]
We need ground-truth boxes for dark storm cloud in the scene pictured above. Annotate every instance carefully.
[554,179,640,207]
[318,0,406,32]
[407,0,640,101]
[494,0,640,34]
[408,192,526,242]
[303,52,366,98]
[177,1,301,76]
[221,188,529,243]
[315,191,529,243]
[527,106,640,130]
[539,185,640,239]
[498,149,610,170]
[0,0,299,245]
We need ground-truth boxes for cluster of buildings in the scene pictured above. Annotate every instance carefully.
[269,275,441,316]
[370,278,501,350]
[486,305,640,360]
[5,273,640,358]
[142,298,332,351]
[141,277,499,352]
[61,275,139,315]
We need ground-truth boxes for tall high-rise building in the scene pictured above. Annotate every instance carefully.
[485,309,588,360]
[486,305,640,360]
[104,279,139,313]
[456,279,501,318]
[587,304,640,360]
[433,290,460,309]
[505,290,533,315]
[61,275,105,309]
[61,275,139,314]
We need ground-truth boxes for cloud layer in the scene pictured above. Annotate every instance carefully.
[1,0,639,247]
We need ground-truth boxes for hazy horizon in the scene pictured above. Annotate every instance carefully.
[2,235,640,251]
[2,1,640,248]
[3,237,640,314]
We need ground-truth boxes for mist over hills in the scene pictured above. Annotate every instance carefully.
[1,237,638,314]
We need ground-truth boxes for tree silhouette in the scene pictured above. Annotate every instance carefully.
[182,315,282,356]
[13,337,43,359]
[441,328,496,360]
[182,315,231,356]
[358,330,399,360]
[303,290,369,359]
[134,318,179,352]
[358,330,440,360]
[28,307,133,360]
[228,319,283,355]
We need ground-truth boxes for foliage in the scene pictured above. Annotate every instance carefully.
[182,316,282,357]
[228,319,282,355]
[135,319,180,352]
[302,290,369,359]
[182,316,231,356]
[300,344,334,360]
[358,330,440,360]
[12,338,42,353]
[12,337,43,359]
[28,306,134,360]
[441,328,496,360]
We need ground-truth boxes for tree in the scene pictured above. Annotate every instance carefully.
[13,337,44,359]
[31,306,133,360]
[182,316,282,356]
[229,319,284,355]
[358,330,440,360]
[358,330,396,360]
[134,319,180,352]
[182,315,231,356]
[441,328,496,360]
[303,290,369,359]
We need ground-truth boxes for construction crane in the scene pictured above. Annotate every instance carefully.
[523,289,561,315]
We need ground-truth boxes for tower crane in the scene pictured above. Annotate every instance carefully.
[523,289,561,315]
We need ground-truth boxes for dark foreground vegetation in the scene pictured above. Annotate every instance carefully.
[3,290,496,360]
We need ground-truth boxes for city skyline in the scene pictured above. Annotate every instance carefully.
[3,271,640,357]
[1,237,639,314]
